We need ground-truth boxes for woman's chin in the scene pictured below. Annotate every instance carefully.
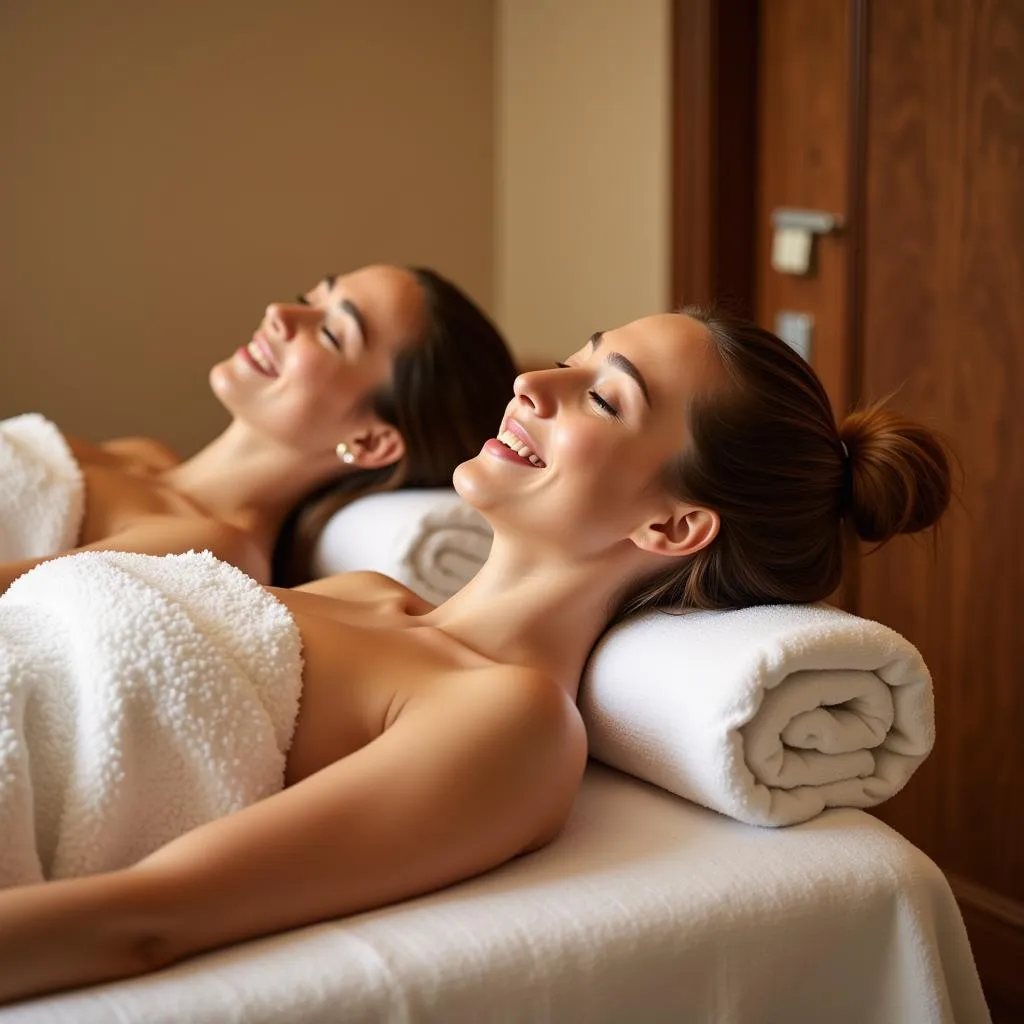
[453,457,500,510]
[208,363,226,394]
[208,361,247,413]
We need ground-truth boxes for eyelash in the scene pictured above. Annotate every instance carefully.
[553,362,619,418]
[296,294,341,351]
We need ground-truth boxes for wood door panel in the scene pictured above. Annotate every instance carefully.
[755,0,852,415]
[859,0,1024,903]
[858,0,1024,1008]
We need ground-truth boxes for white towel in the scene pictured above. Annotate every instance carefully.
[579,602,934,827]
[0,414,85,561]
[0,550,303,887]
[312,489,491,603]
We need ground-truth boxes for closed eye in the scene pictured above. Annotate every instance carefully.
[589,391,619,417]
[297,294,341,351]
[319,326,341,351]
[552,362,619,417]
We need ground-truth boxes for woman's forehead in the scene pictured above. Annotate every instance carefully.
[604,314,717,397]
[324,266,425,348]
[570,313,708,358]
[614,312,711,353]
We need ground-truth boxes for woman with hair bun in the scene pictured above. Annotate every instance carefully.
[0,308,950,1005]
[608,306,951,624]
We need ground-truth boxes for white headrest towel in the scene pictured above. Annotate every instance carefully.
[579,602,935,827]
[312,489,491,604]
[0,414,85,561]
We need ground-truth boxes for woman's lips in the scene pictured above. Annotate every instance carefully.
[238,343,276,378]
[483,437,543,466]
[502,418,543,462]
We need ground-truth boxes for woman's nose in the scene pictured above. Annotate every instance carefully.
[263,302,313,342]
[512,368,556,416]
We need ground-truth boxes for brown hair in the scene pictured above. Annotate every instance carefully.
[272,267,517,585]
[611,307,952,622]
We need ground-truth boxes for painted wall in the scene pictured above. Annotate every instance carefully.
[496,0,671,365]
[0,1,496,453]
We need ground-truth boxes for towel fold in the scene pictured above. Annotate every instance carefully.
[0,550,303,887]
[579,602,934,827]
[0,414,85,562]
[312,489,491,603]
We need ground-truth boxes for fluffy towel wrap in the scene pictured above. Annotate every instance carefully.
[579,602,934,827]
[0,550,303,888]
[0,414,85,561]
[312,489,491,603]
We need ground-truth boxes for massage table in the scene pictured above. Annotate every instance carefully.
[4,764,989,1023]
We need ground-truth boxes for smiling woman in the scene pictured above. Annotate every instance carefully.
[0,308,953,1007]
[0,265,518,594]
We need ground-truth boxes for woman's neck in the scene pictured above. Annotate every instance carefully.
[421,534,648,701]
[159,422,345,551]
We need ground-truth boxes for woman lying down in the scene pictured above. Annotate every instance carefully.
[0,308,950,1005]
[0,264,516,593]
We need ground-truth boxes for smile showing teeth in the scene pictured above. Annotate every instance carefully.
[497,429,545,467]
[246,340,275,375]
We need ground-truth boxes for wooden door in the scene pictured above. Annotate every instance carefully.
[857,3,1024,1018]
[672,1,1024,1017]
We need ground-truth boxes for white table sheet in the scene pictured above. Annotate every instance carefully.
[2,765,990,1023]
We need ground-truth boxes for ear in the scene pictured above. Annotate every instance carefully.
[349,420,406,470]
[631,504,720,559]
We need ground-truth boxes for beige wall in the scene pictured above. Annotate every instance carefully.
[496,0,671,364]
[0,1,495,454]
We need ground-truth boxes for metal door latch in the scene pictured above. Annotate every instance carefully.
[770,207,843,276]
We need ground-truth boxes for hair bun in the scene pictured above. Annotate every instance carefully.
[839,404,951,544]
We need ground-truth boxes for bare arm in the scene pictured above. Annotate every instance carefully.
[0,673,586,1005]
[0,517,267,595]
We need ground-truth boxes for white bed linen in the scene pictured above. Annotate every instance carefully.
[2,766,989,1024]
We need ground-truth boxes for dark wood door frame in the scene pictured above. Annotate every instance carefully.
[671,0,759,315]
[672,0,868,385]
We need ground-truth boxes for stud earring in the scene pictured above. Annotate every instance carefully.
[335,442,356,465]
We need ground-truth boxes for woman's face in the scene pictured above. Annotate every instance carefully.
[210,265,424,456]
[454,313,722,557]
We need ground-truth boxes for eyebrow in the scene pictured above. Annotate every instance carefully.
[339,298,368,345]
[320,275,368,346]
[588,330,651,406]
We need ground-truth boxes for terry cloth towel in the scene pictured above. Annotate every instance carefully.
[0,414,85,561]
[0,550,303,888]
[579,602,934,827]
[312,489,492,604]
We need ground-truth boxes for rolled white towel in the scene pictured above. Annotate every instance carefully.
[312,489,491,603]
[0,550,303,887]
[0,414,84,561]
[579,603,934,827]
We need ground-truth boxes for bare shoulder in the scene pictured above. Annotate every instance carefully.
[466,664,588,785]
[83,514,269,583]
[63,434,181,472]
[295,571,435,614]
[400,663,588,850]
[190,518,268,582]
[99,436,182,472]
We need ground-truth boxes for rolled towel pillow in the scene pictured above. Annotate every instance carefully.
[0,414,85,561]
[312,489,492,603]
[578,602,934,827]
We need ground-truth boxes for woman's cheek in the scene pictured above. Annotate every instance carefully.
[552,422,608,464]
